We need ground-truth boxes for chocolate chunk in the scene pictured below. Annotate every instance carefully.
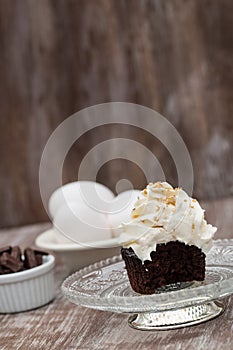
[24,248,37,269]
[34,249,48,266]
[0,246,12,255]
[35,254,43,266]
[1,252,24,273]
[11,246,22,261]
[0,266,12,275]
[0,245,48,274]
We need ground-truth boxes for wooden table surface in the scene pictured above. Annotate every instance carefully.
[0,198,232,350]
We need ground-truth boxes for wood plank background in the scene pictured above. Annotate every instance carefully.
[0,0,233,227]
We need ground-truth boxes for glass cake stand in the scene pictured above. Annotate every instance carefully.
[62,239,233,330]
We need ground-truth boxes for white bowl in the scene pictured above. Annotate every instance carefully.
[53,201,113,242]
[0,254,55,313]
[35,229,121,275]
[48,181,115,219]
[49,182,140,243]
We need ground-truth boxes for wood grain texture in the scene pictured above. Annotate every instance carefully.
[0,217,232,350]
[0,0,233,227]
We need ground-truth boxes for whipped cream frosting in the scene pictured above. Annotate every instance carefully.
[119,182,217,261]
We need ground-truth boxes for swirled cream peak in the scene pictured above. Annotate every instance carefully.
[120,182,217,261]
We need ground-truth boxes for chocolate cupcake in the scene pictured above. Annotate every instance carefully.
[120,182,217,295]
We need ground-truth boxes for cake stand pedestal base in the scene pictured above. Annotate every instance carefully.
[128,301,224,331]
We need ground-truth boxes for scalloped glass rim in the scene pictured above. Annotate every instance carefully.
[61,239,233,313]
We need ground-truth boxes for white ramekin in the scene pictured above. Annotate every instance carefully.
[0,254,55,313]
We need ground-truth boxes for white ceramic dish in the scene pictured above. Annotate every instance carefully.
[35,229,121,275]
[48,181,115,219]
[48,181,140,243]
[0,254,55,313]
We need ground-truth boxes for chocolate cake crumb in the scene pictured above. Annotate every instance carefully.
[121,241,205,294]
